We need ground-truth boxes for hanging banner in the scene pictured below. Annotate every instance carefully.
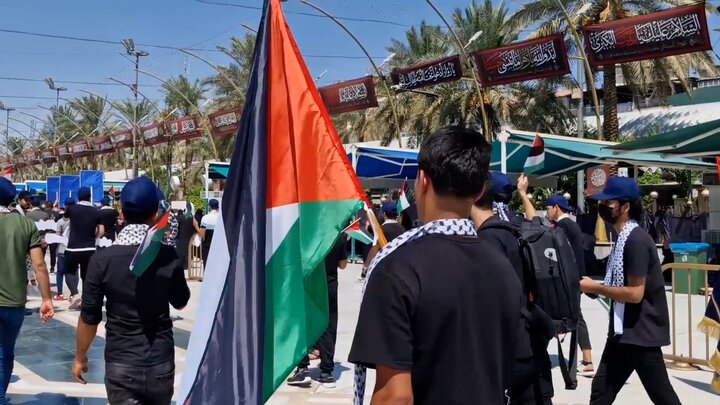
[70,141,91,158]
[586,165,612,196]
[40,148,57,164]
[208,108,242,137]
[13,154,27,168]
[473,34,570,87]
[168,116,201,141]
[110,128,134,149]
[318,76,378,115]
[92,135,115,155]
[582,4,711,67]
[141,123,167,146]
[55,145,72,161]
[23,150,41,166]
[390,55,463,91]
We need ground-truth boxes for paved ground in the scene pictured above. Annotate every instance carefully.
[8,262,719,404]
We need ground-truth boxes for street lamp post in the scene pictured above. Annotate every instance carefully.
[121,38,149,178]
[43,78,68,109]
[0,102,15,158]
[300,0,404,148]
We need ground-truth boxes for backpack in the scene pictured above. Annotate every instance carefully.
[482,216,581,390]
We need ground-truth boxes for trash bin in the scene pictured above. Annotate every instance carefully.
[669,242,709,295]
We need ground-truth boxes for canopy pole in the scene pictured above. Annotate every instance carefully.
[576,58,586,214]
[498,131,510,174]
[205,161,210,213]
[633,165,638,181]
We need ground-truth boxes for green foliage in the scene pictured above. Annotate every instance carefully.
[184,183,206,213]
[638,171,663,185]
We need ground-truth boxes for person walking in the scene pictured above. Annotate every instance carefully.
[287,233,348,388]
[64,187,104,308]
[0,178,54,405]
[54,207,72,301]
[545,195,595,377]
[194,199,219,270]
[473,178,556,405]
[580,177,680,405]
[359,201,407,280]
[98,197,119,241]
[349,126,522,405]
[72,176,190,404]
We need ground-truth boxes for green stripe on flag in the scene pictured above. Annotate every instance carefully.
[262,198,361,399]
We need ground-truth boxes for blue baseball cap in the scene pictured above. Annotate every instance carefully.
[78,187,92,201]
[382,201,397,215]
[491,172,515,195]
[590,176,640,201]
[0,177,16,206]
[121,176,161,216]
[208,199,219,210]
[546,194,571,212]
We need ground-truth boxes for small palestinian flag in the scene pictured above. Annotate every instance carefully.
[396,180,410,213]
[343,219,373,245]
[523,134,545,174]
[108,186,115,200]
[129,211,170,277]
[1,166,12,181]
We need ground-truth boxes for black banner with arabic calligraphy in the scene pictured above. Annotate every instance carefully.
[318,76,378,115]
[473,34,570,87]
[582,4,711,67]
[390,55,463,91]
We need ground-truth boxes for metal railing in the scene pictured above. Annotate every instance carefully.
[661,262,718,370]
[187,233,204,281]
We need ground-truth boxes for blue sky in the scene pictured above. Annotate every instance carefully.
[2,0,720,137]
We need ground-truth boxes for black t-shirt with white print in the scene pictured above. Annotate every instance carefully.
[349,234,522,405]
[612,227,670,347]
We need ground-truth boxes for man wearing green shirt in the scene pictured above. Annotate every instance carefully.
[0,178,54,405]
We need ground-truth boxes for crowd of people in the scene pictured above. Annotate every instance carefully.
[286,126,681,405]
[0,125,705,405]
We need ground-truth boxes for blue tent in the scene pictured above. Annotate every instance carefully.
[350,146,418,180]
[47,177,60,204]
[59,175,80,207]
[13,183,26,192]
[25,181,46,195]
[80,170,104,203]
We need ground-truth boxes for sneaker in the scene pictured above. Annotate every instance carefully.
[53,294,64,301]
[68,297,82,311]
[578,361,595,377]
[286,367,311,386]
[317,372,335,388]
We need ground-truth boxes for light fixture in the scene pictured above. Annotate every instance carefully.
[702,189,710,197]
[464,30,483,48]
[44,78,55,90]
[650,191,659,199]
[577,3,593,15]
[121,38,135,53]
[563,192,571,200]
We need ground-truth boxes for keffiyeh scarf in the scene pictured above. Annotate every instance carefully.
[114,224,149,246]
[0,205,11,213]
[354,218,478,405]
[493,201,511,222]
[698,270,720,393]
[604,220,638,336]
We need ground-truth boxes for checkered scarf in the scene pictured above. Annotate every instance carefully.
[604,220,638,336]
[354,218,477,404]
[492,201,511,222]
[0,205,11,213]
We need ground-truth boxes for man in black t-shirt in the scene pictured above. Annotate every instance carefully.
[350,126,522,405]
[64,187,104,306]
[359,201,406,279]
[98,197,119,241]
[581,177,679,405]
[73,176,190,403]
[287,234,348,388]
[473,179,555,405]
[546,194,595,377]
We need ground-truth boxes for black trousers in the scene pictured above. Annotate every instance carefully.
[590,340,680,405]
[299,281,338,373]
[49,243,58,271]
[63,250,94,296]
[577,311,592,351]
[105,361,175,405]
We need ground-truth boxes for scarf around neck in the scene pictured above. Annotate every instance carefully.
[114,224,149,246]
[604,220,638,335]
[492,201,511,222]
[354,218,477,404]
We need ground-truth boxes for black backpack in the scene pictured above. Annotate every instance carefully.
[483,217,581,390]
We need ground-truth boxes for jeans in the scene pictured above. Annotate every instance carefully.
[590,340,681,405]
[56,253,65,296]
[0,307,25,405]
[299,281,338,373]
[105,361,175,405]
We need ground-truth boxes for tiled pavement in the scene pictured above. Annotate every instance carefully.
[8,263,720,404]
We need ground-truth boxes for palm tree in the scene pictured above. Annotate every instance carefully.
[204,33,255,109]
[161,75,207,117]
[70,95,108,137]
[509,0,716,141]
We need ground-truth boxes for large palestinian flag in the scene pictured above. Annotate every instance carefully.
[178,0,366,403]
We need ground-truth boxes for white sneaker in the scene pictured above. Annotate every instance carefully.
[68,297,82,311]
[577,361,595,377]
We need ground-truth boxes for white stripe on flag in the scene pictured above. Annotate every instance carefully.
[177,211,231,404]
[524,152,544,168]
